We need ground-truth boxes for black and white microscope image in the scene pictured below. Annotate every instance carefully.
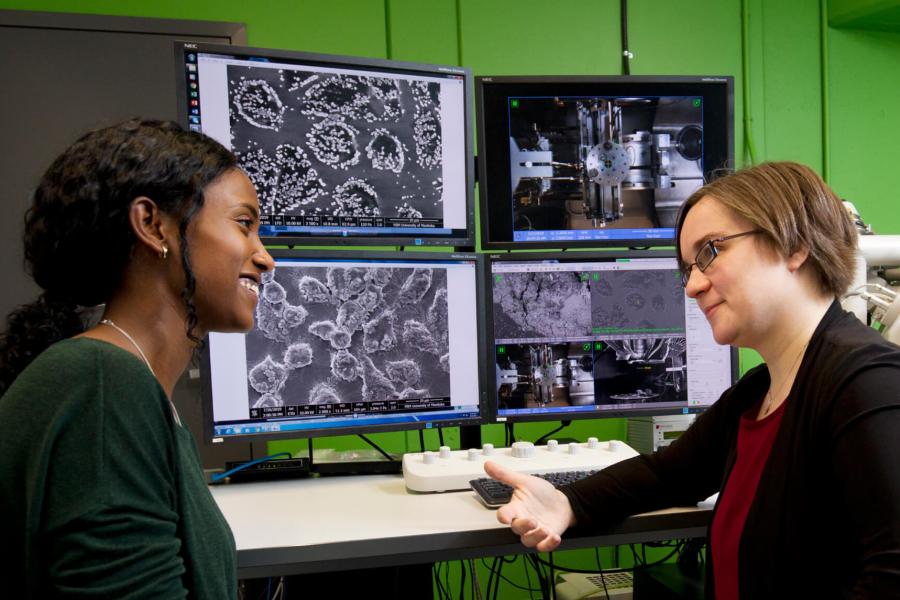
[245,265,450,409]
[591,269,684,333]
[492,271,592,340]
[509,96,704,231]
[227,64,444,221]
[594,336,687,405]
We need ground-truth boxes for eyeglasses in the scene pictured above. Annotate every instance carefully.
[680,230,760,287]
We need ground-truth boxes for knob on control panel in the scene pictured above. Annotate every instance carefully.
[568,442,581,454]
[482,443,494,456]
[468,448,480,461]
[439,446,452,459]
[423,451,436,464]
[511,441,535,458]
[608,440,624,452]
[587,437,600,449]
[547,440,559,451]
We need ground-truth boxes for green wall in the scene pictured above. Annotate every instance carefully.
[3,0,898,594]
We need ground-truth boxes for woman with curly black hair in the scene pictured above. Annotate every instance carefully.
[0,119,274,598]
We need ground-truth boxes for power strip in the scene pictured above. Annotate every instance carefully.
[221,457,311,483]
[556,571,633,600]
[402,438,638,492]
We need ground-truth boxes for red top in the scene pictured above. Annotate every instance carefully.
[710,400,786,600]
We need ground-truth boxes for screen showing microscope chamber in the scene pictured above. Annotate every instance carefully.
[476,76,733,249]
[176,43,474,246]
[487,252,736,421]
[201,251,486,441]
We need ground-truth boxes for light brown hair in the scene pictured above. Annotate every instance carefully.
[675,161,858,298]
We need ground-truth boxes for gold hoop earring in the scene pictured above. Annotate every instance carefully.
[160,245,169,260]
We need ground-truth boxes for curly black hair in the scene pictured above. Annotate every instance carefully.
[0,118,237,394]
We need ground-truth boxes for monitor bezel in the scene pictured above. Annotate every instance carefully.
[174,41,476,248]
[199,249,491,443]
[484,249,740,423]
[475,75,735,251]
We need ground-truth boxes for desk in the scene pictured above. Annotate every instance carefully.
[211,474,711,579]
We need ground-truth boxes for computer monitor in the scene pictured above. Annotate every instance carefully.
[486,251,737,422]
[174,42,475,247]
[201,250,488,442]
[476,76,734,249]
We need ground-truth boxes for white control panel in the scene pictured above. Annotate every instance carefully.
[402,438,639,492]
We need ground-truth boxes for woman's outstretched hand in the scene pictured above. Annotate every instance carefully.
[483,460,577,552]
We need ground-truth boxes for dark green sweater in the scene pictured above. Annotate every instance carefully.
[0,338,237,598]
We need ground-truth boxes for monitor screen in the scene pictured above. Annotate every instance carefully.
[476,76,734,249]
[201,250,487,442]
[486,251,736,422]
[175,42,475,247]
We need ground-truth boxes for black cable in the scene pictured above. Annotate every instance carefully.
[459,558,467,599]
[357,433,394,461]
[530,553,664,574]
[628,544,643,566]
[480,557,540,594]
[434,563,448,600]
[527,554,549,599]
[595,550,611,600]
[445,560,452,599]
[620,0,631,75]
[438,427,445,447]
[534,420,571,446]
[419,429,426,452]
[483,557,497,600]
[522,554,536,600]
[548,552,557,600]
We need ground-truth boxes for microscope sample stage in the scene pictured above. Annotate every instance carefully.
[508,95,703,235]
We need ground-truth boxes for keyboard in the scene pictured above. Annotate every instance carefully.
[470,469,598,508]
[402,438,638,492]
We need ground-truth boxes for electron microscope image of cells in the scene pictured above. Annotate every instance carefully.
[226,64,445,224]
[366,128,406,173]
[232,78,285,131]
[327,266,367,300]
[248,356,288,395]
[413,110,442,170]
[284,343,313,369]
[306,119,360,169]
[244,264,451,411]
[238,145,325,215]
[308,382,341,405]
[385,359,421,387]
[252,393,282,409]
[492,271,592,340]
[330,349,361,382]
[398,268,433,305]
[331,178,380,217]
[298,275,332,303]
[591,270,685,332]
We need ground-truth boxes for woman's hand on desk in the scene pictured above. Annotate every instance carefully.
[483,461,576,552]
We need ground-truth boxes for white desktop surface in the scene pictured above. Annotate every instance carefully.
[211,474,504,549]
[210,472,711,578]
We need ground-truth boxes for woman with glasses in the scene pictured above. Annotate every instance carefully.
[485,161,900,598]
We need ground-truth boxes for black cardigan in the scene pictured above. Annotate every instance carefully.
[560,301,900,598]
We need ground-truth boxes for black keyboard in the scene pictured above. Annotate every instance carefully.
[469,470,598,508]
